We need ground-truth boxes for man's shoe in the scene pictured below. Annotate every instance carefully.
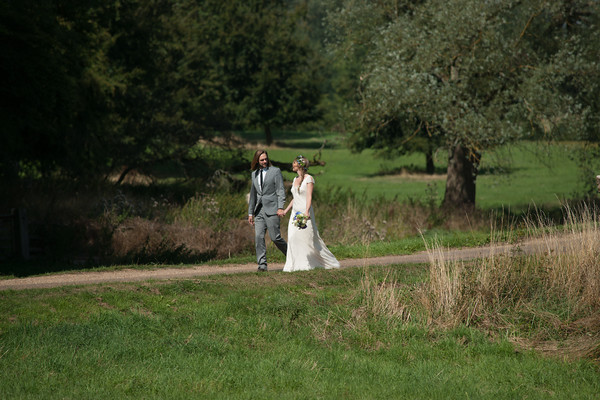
[257,266,268,272]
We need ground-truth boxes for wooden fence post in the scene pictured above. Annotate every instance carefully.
[14,208,30,260]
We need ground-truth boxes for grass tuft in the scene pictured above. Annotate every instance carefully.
[357,268,412,324]
[419,203,600,359]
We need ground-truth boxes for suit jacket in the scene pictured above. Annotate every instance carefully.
[248,167,286,216]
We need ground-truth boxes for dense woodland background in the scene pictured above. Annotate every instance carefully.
[1,0,599,266]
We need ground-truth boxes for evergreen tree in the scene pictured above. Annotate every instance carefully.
[0,0,114,180]
[195,0,323,145]
[1,0,326,182]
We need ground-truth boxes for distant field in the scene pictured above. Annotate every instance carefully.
[241,131,582,212]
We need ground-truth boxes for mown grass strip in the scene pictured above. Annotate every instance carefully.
[1,266,598,399]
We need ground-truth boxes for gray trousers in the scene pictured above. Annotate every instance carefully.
[254,207,287,269]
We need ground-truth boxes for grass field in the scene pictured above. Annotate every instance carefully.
[242,131,583,213]
[1,266,598,399]
[1,133,598,398]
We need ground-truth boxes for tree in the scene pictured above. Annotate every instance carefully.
[0,0,115,181]
[1,0,326,185]
[196,0,323,145]
[328,0,599,209]
[0,0,208,183]
[100,0,209,183]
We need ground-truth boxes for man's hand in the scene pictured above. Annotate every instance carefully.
[277,209,285,218]
[248,215,254,226]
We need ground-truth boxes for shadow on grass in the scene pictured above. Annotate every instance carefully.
[368,165,521,178]
[367,165,448,177]
[0,250,218,278]
[273,140,340,149]
[0,259,100,278]
[237,130,342,149]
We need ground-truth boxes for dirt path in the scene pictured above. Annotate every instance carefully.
[0,238,559,291]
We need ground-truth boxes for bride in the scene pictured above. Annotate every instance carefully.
[282,155,340,272]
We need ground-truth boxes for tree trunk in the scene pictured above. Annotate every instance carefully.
[265,124,273,146]
[442,144,478,210]
[117,166,134,185]
[425,149,435,175]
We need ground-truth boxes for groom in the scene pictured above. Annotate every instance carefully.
[248,150,287,272]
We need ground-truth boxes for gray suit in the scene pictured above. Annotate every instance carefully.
[248,167,287,270]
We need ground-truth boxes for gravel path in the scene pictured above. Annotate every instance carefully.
[0,238,559,291]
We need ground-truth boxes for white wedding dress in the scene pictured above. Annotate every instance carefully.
[283,175,340,272]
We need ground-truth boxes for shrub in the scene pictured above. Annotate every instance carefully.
[171,192,247,231]
[314,187,489,245]
[110,217,252,264]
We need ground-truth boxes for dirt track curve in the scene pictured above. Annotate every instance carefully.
[0,238,562,291]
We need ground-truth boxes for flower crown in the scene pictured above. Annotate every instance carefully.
[295,155,307,170]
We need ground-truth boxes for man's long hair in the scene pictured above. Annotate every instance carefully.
[251,150,272,171]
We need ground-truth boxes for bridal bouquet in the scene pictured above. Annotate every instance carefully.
[293,212,308,229]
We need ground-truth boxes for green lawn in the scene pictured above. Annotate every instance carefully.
[1,266,598,399]
[244,132,582,213]
[2,136,596,398]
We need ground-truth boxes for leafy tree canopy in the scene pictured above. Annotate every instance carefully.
[0,0,324,183]
[327,0,600,207]
[197,0,323,144]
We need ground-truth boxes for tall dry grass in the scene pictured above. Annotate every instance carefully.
[106,191,254,263]
[540,205,600,312]
[11,182,488,265]
[111,217,253,263]
[418,203,600,359]
[310,268,412,350]
[13,186,256,265]
[314,188,489,245]
[356,268,412,323]
[349,203,599,360]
